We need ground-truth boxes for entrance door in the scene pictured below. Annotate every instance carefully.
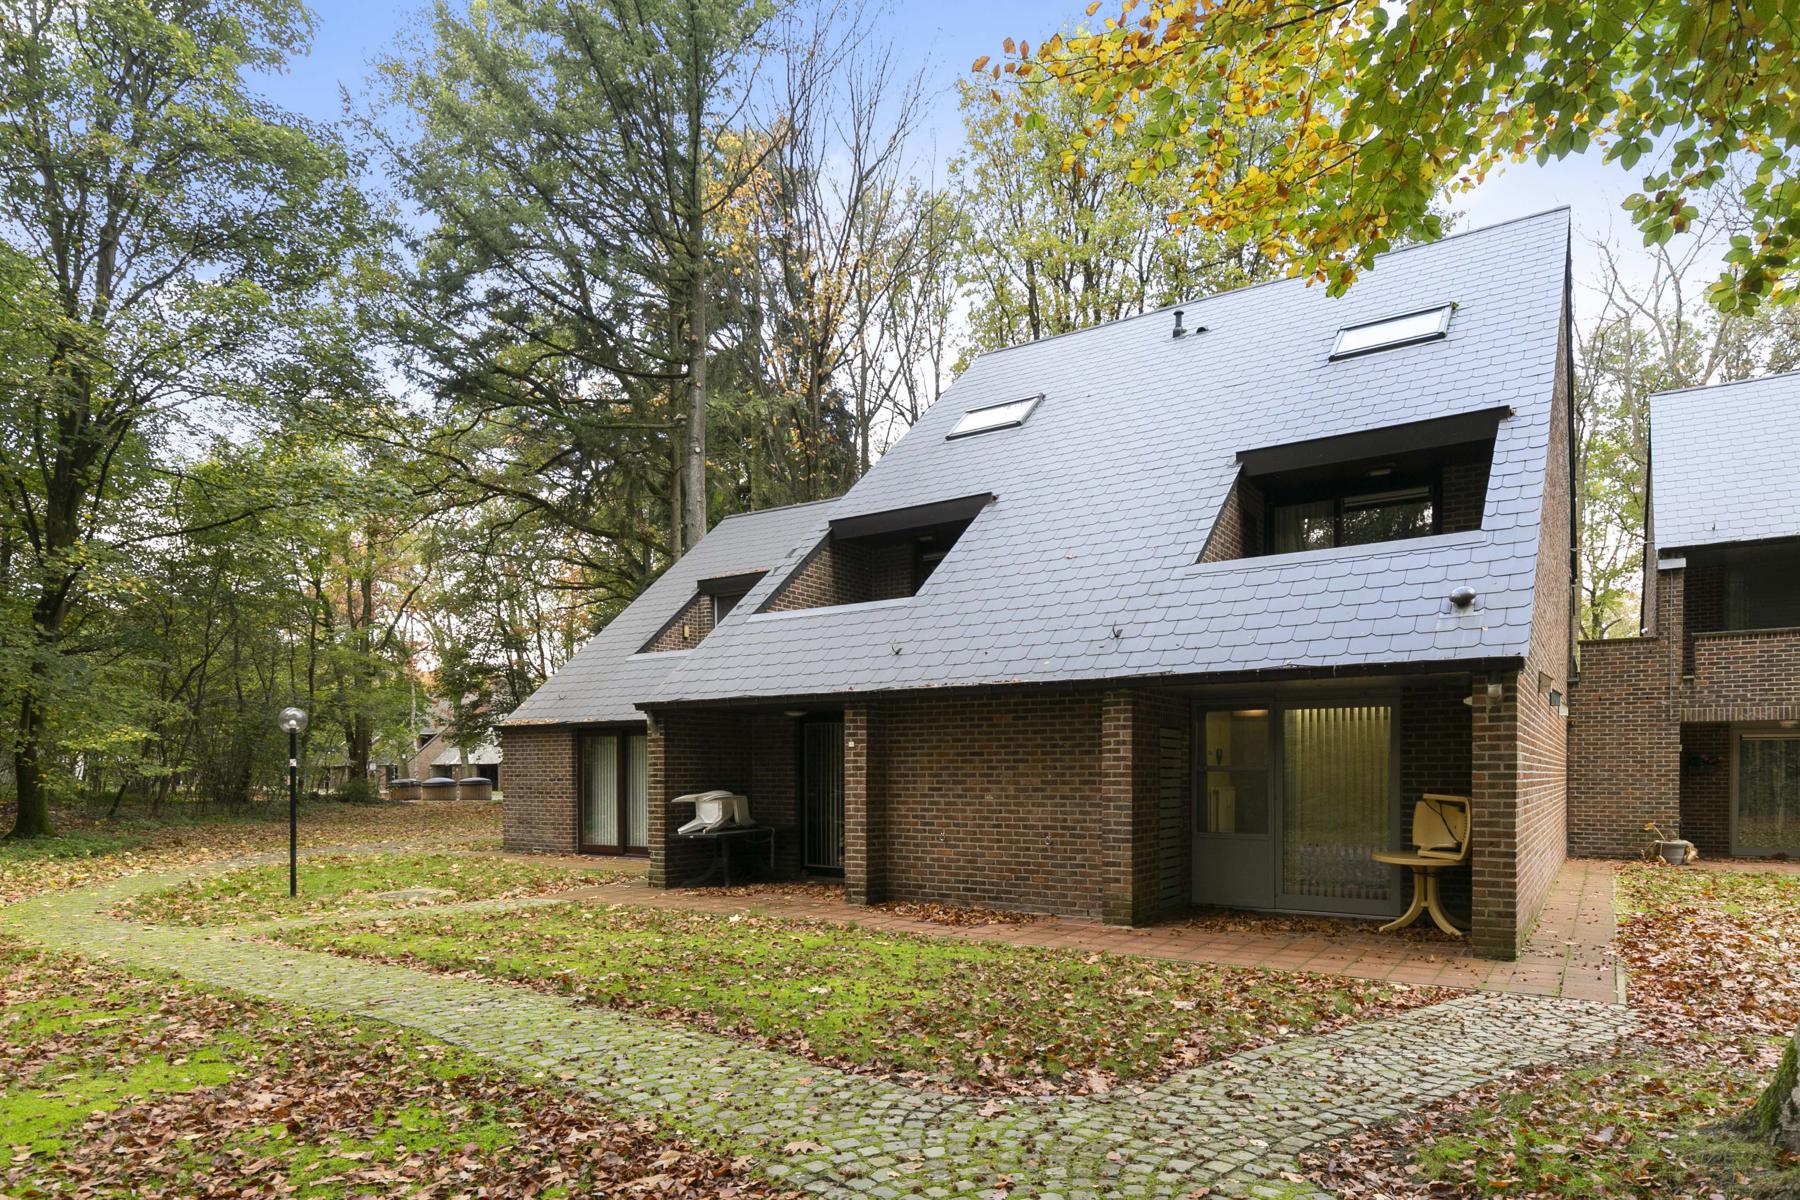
[580,729,649,854]
[800,718,845,874]
[1193,702,1400,915]
[1735,732,1800,856]
[1192,708,1274,908]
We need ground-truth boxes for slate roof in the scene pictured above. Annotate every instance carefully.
[503,500,836,725]
[634,209,1572,707]
[1650,371,1800,554]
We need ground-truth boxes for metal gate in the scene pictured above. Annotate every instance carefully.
[801,719,845,873]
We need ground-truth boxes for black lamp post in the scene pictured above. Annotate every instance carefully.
[277,706,308,897]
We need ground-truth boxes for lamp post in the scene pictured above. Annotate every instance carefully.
[277,707,308,897]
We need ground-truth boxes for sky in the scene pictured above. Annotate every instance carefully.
[263,0,1715,325]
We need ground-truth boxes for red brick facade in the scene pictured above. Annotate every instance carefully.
[642,591,714,652]
[1570,562,1800,857]
[499,725,580,853]
[763,537,916,611]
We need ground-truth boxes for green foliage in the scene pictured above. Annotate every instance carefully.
[1753,1037,1797,1139]
[1026,0,1800,313]
[951,77,1276,359]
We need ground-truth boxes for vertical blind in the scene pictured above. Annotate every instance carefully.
[1281,706,1393,902]
[581,733,619,847]
[1739,736,1800,854]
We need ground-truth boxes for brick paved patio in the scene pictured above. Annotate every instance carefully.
[3,865,1635,1200]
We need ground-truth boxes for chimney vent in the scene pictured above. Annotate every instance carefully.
[1172,309,1185,339]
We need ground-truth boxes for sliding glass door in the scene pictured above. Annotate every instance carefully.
[580,729,649,854]
[1194,700,1401,917]
[1277,705,1397,914]
[1736,733,1800,856]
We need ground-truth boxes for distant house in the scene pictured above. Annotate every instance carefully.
[504,209,1582,959]
[1570,373,1800,860]
[407,729,502,789]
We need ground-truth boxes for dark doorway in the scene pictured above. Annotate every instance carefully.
[800,717,845,874]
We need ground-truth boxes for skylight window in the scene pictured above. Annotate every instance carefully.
[947,394,1041,439]
[1330,305,1454,360]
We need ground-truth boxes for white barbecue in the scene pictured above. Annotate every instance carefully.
[671,789,752,836]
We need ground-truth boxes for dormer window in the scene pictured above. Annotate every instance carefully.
[1201,407,1507,564]
[763,494,993,612]
[948,395,1041,439]
[1270,484,1437,554]
[1330,305,1453,360]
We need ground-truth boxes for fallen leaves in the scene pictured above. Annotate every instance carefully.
[1,939,799,1200]
[278,900,1449,1095]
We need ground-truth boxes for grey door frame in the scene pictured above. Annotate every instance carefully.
[1728,723,1800,856]
[799,715,846,875]
[1192,692,1406,917]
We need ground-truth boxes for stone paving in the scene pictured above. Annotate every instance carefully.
[3,865,1637,1200]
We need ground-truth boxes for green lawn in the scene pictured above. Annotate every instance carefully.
[117,851,634,925]
[278,901,1438,1092]
[0,940,791,1199]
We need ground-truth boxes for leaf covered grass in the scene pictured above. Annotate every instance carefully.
[1300,862,1800,1198]
[277,901,1444,1094]
[0,799,503,905]
[116,851,632,926]
[0,939,795,1199]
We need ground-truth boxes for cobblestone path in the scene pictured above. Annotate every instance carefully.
[4,868,1636,1200]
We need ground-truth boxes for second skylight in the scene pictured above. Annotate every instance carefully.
[1331,304,1454,360]
[948,394,1041,439]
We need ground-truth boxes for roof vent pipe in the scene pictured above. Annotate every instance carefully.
[1450,586,1478,609]
[1172,309,1185,339]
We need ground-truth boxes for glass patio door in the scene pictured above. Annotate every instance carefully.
[580,730,649,854]
[801,718,845,874]
[1276,705,1398,915]
[1736,734,1800,856]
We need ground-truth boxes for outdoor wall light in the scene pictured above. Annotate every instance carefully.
[276,706,308,897]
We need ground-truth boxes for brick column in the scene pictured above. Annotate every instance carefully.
[645,713,671,888]
[1469,672,1521,959]
[1099,691,1165,924]
[843,704,881,905]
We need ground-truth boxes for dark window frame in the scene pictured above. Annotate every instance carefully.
[1264,476,1441,555]
[577,723,650,857]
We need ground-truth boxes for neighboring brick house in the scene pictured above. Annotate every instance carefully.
[1570,373,1800,860]
[504,210,1582,959]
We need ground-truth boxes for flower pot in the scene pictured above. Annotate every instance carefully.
[1654,838,1696,865]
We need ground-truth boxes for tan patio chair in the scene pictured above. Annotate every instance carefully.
[1373,794,1471,937]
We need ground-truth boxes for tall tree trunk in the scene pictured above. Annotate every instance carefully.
[9,691,51,838]
[682,247,708,550]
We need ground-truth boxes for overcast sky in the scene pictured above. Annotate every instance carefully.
[265,0,1714,330]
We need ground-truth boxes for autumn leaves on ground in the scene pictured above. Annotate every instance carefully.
[4,798,1799,1198]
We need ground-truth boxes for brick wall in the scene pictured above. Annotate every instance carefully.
[646,709,753,886]
[1200,474,1265,561]
[1688,629,1800,720]
[764,537,870,611]
[1099,689,1192,924]
[869,688,1107,919]
[500,725,578,853]
[642,591,714,652]
[869,542,915,602]
[1568,637,1679,855]
[750,714,801,877]
[1682,563,1725,672]
[1679,722,1731,856]
[1401,681,1473,921]
[1441,458,1490,533]
[844,705,876,903]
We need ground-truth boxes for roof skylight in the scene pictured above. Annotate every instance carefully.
[947,394,1041,439]
[1330,304,1454,360]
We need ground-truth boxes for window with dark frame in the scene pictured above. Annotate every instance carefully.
[578,729,649,855]
[1268,483,1437,555]
[712,590,748,625]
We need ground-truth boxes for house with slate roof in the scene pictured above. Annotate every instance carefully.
[502,208,1581,959]
[1570,372,1800,863]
